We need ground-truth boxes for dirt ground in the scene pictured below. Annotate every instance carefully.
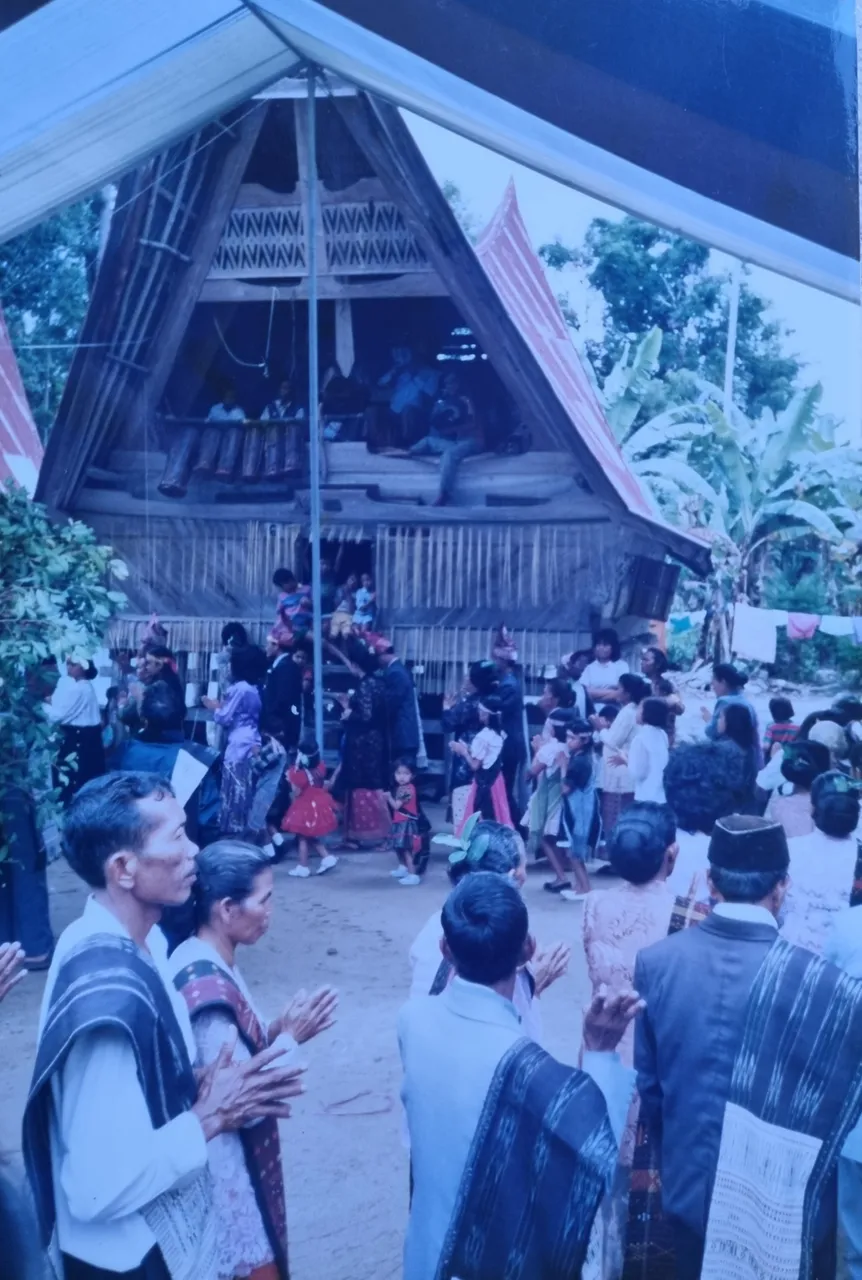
[0,838,594,1280]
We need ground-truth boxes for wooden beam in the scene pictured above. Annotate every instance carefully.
[234,177,388,208]
[199,274,447,302]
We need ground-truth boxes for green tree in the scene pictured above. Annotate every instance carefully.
[0,483,127,855]
[441,181,480,243]
[0,197,101,440]
[540,216,800,418]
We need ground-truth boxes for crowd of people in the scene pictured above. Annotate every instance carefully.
[6,614,862,1280]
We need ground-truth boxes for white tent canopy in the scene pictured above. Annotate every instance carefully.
[0,0,856,301]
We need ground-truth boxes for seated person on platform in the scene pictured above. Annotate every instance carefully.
[375,345,438,449]
[329,575,358,640]
[353,574,377,630]
[321,364,370,440]
[408,371,481,507]
[206,381,246,422]
[261,377,306,423]
[273,568,313,641]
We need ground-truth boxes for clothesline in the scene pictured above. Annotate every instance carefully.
[668,603,862,664]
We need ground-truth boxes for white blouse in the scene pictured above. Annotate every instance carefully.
[44,676,101,727]
[781,830,859,955]
[581,658,629,692]
[469,727,504,769]
[628,725,669,804]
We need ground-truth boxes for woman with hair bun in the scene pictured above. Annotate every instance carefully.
[782,772,862,955]
[170,841,338,1280]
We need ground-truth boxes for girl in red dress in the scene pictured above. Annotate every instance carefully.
[282,740,340,879]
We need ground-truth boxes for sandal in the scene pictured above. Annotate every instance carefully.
[543,881,572,895]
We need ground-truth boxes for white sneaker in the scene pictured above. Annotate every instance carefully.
[399,874,421,887]
[317,854,339,875]
[559,889,588,903]
[262,842,276,860]
[390,866,409,879]
[288,865,311,878]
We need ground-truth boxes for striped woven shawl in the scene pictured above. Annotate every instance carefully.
[702,938,862,1280]
[435,1038,617,1280]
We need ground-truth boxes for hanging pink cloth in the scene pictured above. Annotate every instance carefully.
[786,613,821,641]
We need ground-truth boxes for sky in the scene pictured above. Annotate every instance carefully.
[405,112,861,439]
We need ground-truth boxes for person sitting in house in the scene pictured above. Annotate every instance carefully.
[206,381,246,421]
[273,567,313,641]
[408,370,482,506]
[373,344,439,449]
[261,377,306,424]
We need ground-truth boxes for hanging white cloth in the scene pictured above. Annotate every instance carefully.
[732,604,781,664]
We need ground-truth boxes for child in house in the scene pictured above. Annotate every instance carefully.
[764,696,798,757]
[282,740,340,878]
[353,573,377,630]
[329,574,358,640]
[387,759,426,887]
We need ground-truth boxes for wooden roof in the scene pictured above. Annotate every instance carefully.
[37,88,709,576]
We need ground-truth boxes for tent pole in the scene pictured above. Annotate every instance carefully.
[306,65,324,749]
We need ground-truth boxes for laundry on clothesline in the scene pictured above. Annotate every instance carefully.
[786,612,821,642]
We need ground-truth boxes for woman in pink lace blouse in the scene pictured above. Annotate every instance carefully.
[580,803,681,1279]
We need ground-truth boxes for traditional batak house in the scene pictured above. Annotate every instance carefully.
[37,85,708,703]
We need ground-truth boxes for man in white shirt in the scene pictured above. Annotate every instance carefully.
[635,815,862,1280]
[399,871,639,1280]
[23,772,305,1280]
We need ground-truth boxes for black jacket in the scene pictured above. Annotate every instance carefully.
[380,659,420,755]
[260,655,302,749]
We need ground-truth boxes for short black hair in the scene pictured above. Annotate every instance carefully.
[393,757,416,778]
[63,772,174,888]
[479,693,503,733]
[781,740,830,789]
[447,821,522,885]
[192,840,273,930]
[141,680,184,735]
[273,567,297,589]
[230,644,268,686]
[221,622,248,647]
[441,872,528,986]
[144,644,174,662]
[769,696,794,723]
[468,660,498,697]
[599,703,619,723]
[607,802,677,886]
[664,741,745,834]
[709,866,787,904]
[641,697,670,731]
[619,673,649,705]
[594,628,621,660]
[298,738,321,770]
[545,677,574,708]
[713,663,747,691]
[811,771,860,839]
[344,635,380,675]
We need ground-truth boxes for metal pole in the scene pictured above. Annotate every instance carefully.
[722,258,741,419]
[306,66,324,749]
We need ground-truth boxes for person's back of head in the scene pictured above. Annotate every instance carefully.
[221,622,248,649]
[441,872,529,987]
[664,741,744,835]
[619,673,649,705]
[780,740,830,791]
[707,814,789,907]
[713,662,747,694]
[297,738,321,771]
[447,820,523,886]
[230,643,268,686]
[769,696,794,724]
[599,703,619,724]
[140,680,185,738]
[640,697,670,732]
[607,802,677,885]
[273,567,298,591]
[811,771,860,839]
[63,772,174,888]
[546,677,574,709]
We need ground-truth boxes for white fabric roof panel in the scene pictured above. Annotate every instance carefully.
[0,0,294,241]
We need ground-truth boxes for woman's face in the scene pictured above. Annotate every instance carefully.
[642,649,658,678]
[617,681,630,705]
[66,660,85,680]
[539,683,557,713]
[712,676,728,697]
[595,640,613,664]
[220,868,274,948]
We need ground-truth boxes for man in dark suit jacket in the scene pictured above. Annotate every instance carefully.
[260,640,303,753]
[633,815,791,1279]
[377,642,420,769]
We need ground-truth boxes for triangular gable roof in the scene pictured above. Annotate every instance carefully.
[0,306,42,493]
[474,180,655,522]
[339,94,710,571]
